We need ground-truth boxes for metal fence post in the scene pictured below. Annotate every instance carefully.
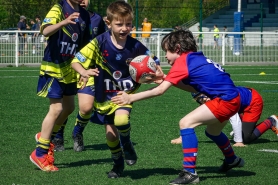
[222,33,225,65]
[15,31,19,67]
[157,33,160,61]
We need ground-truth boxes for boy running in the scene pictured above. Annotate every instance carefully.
[70,0,161,178]
[29,0,91,172]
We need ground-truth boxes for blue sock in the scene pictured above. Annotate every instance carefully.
[181,128,198,174]
[205,131,237,164]
[72,111,91,137]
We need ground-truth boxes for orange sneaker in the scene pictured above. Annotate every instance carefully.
[270,115,278,136]
[35,132,55,160]
[29,150,58,171]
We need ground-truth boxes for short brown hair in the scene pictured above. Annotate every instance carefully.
[106,0,133,22]
[161,30,197,54]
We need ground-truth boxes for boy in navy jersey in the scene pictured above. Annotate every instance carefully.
[29,0,91,172]
[71,0,161,178]
[111,29,245,184]
[52,0,107,152]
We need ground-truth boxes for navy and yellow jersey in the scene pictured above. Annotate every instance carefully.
[88,11,106,38]
[40,0,91,84]
[72,31,160,115]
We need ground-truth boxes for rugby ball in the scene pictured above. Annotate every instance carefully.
[129,55,157,83]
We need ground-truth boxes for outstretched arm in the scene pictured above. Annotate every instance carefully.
[112,80,172,105]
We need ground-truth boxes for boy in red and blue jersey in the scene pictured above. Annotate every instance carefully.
[112,29,244,184]
[29,0,91,172]
[171,87,278,147]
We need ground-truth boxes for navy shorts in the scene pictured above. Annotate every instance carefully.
[37,75,77,98]
[90,107,131,125]
[77,85,95,96]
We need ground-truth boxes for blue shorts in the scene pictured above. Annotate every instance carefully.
[37,75,77,98]
[90,107,131,125]
[77,85,95,96]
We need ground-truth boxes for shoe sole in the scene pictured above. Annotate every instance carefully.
[270,115,278,136]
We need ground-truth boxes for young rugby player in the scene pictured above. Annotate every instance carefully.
[70,0,161,178]
[29,0,91,172]
[171,88,278,147]
[52,0,107,152]
[111,29,245,184]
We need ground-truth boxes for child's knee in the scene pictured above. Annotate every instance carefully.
[114,114,129,126]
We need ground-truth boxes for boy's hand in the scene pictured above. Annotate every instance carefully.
[80,68,99,78]
[65,12,80,25]
[145,65,165,84]
[233,142,246,147]
[78,76,88,89]
[111,91,131,105]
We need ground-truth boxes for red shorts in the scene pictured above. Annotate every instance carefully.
[240,88,263,123]
[205,95,240,123]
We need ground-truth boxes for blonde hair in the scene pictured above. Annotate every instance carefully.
[106,0,133,22]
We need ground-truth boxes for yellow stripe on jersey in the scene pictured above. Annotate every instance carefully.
[72,38,111,87]
[94,100,132,115]
[40,60,77,83]
[37,77,54,97]
[41,4,62,33]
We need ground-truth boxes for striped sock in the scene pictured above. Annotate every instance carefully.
[36,137,50,157]
[107,139,124,165]
[181,128,198,174]
[72,111,91,137]
[53,118,68,139]
[116,123,131,146]
[205,131,236,164]
[253,118,273,137]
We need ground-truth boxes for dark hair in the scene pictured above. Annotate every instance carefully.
[106,0,133,22]
[35,15,40,19]
[161,30,197,54]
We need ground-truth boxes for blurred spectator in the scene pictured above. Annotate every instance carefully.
[131,25,136,38]
[223,26,229,48]
[141,17,152,47]
[213,24,220,49]
[17,15,28,56]
[195,26,204,48]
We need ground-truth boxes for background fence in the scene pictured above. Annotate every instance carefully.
[1,30,278,67]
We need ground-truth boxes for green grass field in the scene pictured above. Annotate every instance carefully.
[0,66,278,185]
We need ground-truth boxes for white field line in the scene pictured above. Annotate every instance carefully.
[234,81,278,84]
[258,149,278,154]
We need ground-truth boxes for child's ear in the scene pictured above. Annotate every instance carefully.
[175,44,181,53]
[106,20,111,27]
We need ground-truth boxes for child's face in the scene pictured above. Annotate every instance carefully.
[165,50,180,66]
[107,17,133,40]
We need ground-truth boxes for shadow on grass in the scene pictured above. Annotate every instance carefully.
[119,166,255,180]
[57,158,112,168]
[64,142,138,151]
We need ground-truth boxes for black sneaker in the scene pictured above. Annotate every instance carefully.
[169,170,199,184]
[51,137,65,152]
[72,134,84,152]
[123,142,137,166]
[219,157,245,172]
[107,163,124,178]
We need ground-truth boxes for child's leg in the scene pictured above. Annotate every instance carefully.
[30,98,63,172]
[72,92,94,151]
[114,109,137,166]
[105,124,124,178]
